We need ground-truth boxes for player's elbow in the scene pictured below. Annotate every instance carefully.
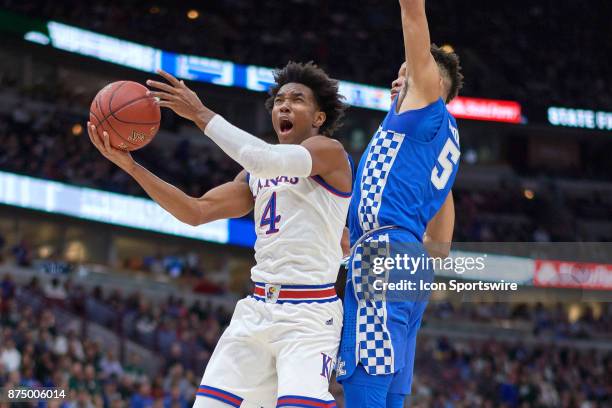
[181,200,208,226]
[180,213,202,227]
[424,239,451,260]
[429,247,450,260]
[183,216,201,227]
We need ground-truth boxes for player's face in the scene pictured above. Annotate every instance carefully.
[271,83,323,144]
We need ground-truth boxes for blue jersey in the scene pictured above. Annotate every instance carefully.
[348,97,460,244]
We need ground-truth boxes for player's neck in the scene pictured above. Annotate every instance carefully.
[397,89,441,114]
[278,129,319,145]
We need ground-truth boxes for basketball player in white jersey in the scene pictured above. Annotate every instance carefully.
[87,62,352,407]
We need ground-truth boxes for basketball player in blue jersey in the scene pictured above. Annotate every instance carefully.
[336,0,463,407]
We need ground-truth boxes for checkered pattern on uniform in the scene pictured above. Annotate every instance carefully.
[357,127,405,232]
[351,234,389,302]
[357,299,393,374]
[351,233,394,375]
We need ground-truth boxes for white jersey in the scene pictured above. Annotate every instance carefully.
[247,164,352,286]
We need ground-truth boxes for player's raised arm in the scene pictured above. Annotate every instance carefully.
[87,123,253,226]
[147,69,350,184]
[200,114,348,180]
[399,0,441,104]
[423,191,454,258]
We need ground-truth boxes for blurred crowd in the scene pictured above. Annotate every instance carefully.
[2,100,611,242]
[0,105,240,199]
[2,273,611,407]
[406,336,611,407]
[2,0,610,113]
[427,301,612,341]
[0,273,232,408]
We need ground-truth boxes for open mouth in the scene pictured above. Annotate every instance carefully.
[279,118,294,134]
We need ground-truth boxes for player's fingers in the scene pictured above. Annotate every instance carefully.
[157,100,176,109]
[88,124,103,149]
[86,121,94,138]
[147,91,176,101]
[156,69,181,86]
[87,123,97,146]
[102,131,112,153]
[146,80,177,93]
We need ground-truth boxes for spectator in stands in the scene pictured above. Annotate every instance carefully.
[131,380,154,408]
[0,231,5,262]
[100,350,124,379]
[0,338,20,373]
[44,277,68,303]
[11,239,31,266]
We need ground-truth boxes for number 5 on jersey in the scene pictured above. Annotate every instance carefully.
[260,192,281,234]
[431,138,460,190]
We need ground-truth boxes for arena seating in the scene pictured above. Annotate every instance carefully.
[1,0,610,112]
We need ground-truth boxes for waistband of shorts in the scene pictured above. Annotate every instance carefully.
[252,282,338,304]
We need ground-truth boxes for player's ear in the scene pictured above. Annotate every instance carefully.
[313,111,326,129]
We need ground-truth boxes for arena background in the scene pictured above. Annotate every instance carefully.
[0,1,611,407]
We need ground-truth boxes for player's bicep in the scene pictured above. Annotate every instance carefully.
[301,136,347,177]
[195,171,254,224]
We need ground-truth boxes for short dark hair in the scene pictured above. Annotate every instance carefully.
[265,61,348,137]
[431,44,464,103]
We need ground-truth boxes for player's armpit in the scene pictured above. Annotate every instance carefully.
[300,136,352,192]
[193,170,254,225]
[424,191,454,259]
[399,0,440,103]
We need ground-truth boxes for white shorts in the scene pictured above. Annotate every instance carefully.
[195,284,343,408]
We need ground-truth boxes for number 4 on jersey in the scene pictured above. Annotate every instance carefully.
[260,192,281,234]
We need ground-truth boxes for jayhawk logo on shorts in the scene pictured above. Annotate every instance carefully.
[264,284,282,303]
[266,287,277,300]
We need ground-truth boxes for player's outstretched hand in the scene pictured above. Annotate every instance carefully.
[146,69,215,127]
[87,122,135,173]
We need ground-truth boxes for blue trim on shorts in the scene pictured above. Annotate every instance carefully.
[277,395,337,407]
[196,385,243,408]
[251,295,339,304]
[253,282,336,289]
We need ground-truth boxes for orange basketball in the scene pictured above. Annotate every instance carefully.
[89,81,160,151]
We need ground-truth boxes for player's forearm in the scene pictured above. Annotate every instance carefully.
[127,163,202,226]
[399,0,425,12]
[194,113,312,179]
[400,0,426,25]
[399,0,432,72]
[424,193,455,258]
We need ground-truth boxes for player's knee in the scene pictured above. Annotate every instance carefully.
[386,393,406,408]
